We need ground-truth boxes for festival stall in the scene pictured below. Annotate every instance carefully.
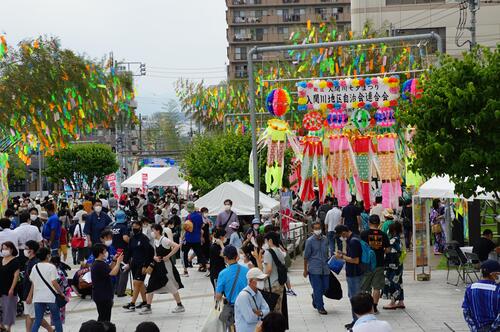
[148,167,184,187]
[194,180,279,216]
[121,167,175,189]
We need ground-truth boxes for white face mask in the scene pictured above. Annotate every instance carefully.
[94,206,102,213]
[8,217,13,222]
[257,280,265,290]
[104,240,112,247]
[23,249,31,257]
[262,243,269,250]
[313,230,322,236]
[224,205,231,211]
[104,252,109,260]
[340,236,347,242]
[253,224,260,230]
[1,249,11,257]
[30,214,38,221]
[203,213,208,218]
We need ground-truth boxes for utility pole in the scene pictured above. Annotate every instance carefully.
[468,0,479,50]
[139,114,143,154]
[38,148,43,197]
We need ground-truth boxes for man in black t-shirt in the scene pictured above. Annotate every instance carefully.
[110,210,130,297]
[473,229,500,262]
[360,215,390,314]
[341,198,361,234]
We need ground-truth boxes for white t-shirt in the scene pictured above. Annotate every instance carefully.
[29,262,58,303]
[73,222,88,247]
[370,204,385,222]
[154,236,173,250]
[325,207,342,232]
[163,227,174,242]
[353,318,392,332]
[0,229,20,250]
[14,223,43,249]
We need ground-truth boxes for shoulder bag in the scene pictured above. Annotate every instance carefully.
[218,264,240,326]
[71,224,85,249]
[268,249,287,285]
[260,276,280,311]
[218,211,233,230]
[35,264,67,308]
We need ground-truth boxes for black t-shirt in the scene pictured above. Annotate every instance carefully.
[473,237,496,262]
[361,229,390,267]
[209,243,226,279]
[91,260,113,302]
[202,222,210,244]
[111,223,130,251]
[342,204,361,234]
[346,234,363,277]
[0,258,20,295]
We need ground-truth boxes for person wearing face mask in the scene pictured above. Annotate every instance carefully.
[90,243,124,322]
[0,218,20,253]
[86,230,117,266]
[234,268,270,332]
[84,201,112,247]
[0,241,20,332]
[14,212,43,266]
[216,199,239,240]
[122,221,153,312]
[140,224,184,315]
[4,209,17,230]
[304,222,330,315]
[21,241,53,332]
[335,224,363,330]
[209,229,226,291]
[462,260,500,332]
[28,207,43,232]
[200,207,212,276]
[110,210,131,298]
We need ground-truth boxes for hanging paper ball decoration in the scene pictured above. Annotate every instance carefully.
[352,109,371,130]
[375,107,396,127]
[402,78,422,102]
[326,109,348,129]
[265,88,291,117]
[303,111,323,131]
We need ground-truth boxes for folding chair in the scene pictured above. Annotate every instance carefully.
[444,248,467,286]
[463,252,481,283]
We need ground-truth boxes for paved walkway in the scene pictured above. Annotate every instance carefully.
[12,257,469,332]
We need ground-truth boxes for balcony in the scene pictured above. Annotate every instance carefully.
[227,0,351,7]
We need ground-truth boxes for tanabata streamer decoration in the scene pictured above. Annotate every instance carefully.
[377,133,401,209]
[374,107,395,128]
[266,88,291,117]
[328,134,358,207]
[303,111,323,131]
[250,119,301,193]
[0,153,9,217]
[353,135,379,211]
[299,135,328,202]
[296,77,400,111]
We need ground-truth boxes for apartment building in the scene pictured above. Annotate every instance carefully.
[351,0,500,56]
[226,0,352,80]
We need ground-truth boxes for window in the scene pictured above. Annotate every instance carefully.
[386,0,444,4]
[277,27,289,35]
[235,65,248,78]
[235,47,247,60]
[283,0,299,3]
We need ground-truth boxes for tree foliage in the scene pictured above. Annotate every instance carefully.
[44,143,118,192]
[182,132,292,195]
[7,153,26,184]
[400,46,500,199]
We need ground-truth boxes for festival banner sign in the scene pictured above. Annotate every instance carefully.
[297,76,400,111]
[141,173,148,194]
[106,173,119,199]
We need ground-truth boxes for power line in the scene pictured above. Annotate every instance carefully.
[149,65,226,71]
[399,7,459,30]
[147,74,227,79]
[148,68,226,74]
[390,2,452,29]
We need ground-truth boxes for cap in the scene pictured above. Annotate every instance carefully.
[223,245,238,260]
[481,260,500,275]
[115,210,127,223]
[186,202,195,213]
[384,208,394,219]
[229,221,239,230]
[246,268,268,280]
[251,218,261,225]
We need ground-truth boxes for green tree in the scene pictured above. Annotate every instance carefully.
[44,143,118,192]
[182,132,292,195]
[7,153,26,184]
[400,46,500,199]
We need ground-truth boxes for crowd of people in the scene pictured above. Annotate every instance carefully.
[0,188,498,332]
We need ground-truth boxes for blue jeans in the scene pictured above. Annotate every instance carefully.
[327,231,343,256]
[309,273,329,311]
[50,240,60,257]
[347,275,364,321]
[32,302,62,332]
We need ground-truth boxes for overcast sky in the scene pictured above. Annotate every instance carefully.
[2,0,228,115]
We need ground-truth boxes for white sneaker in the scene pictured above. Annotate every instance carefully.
[171,305,185,313]
[138,306,152,315]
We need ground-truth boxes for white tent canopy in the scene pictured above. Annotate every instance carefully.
[178,181,192,196]
[121,167,183,188]
[148,167,184,187]
[194,180,279,216]
[418,175,495,200]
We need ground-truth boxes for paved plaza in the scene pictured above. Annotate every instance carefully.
[11,257,470,332]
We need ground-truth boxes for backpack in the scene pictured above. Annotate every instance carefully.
[352,237,377,273]
[268,249,287,285]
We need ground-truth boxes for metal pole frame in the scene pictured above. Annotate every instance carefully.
[247,32,443,220]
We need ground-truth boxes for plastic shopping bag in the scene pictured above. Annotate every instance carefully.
[201,302,224,332]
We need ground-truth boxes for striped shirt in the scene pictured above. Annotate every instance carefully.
[462,280,500,331]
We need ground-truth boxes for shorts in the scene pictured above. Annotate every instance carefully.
[131,264,146,282]
[59,244,68,256]
[24,301,35,318]
[361,266,385,291]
